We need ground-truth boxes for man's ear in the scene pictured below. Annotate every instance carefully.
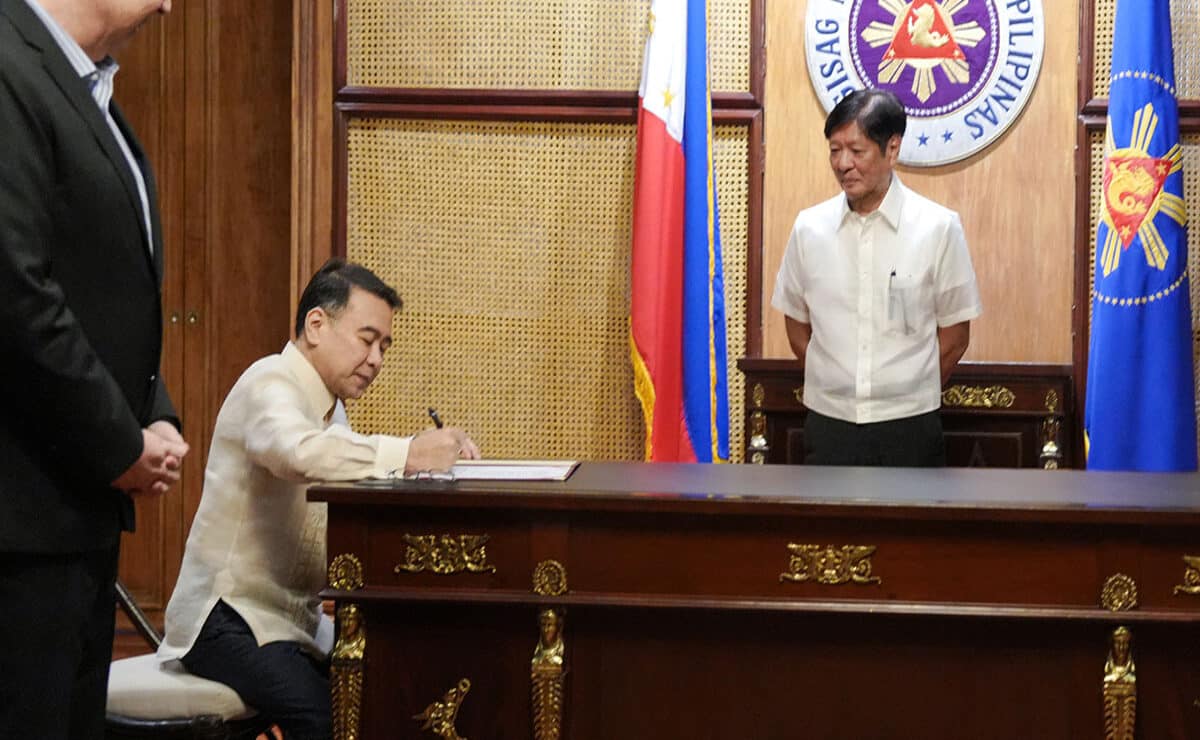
[886,134,902,165]
[303,307,327,346]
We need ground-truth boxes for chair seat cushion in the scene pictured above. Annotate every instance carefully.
[107,654,256,721]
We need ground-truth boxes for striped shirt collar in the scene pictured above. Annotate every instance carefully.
[21,0,120,108]
[22,0,96,75]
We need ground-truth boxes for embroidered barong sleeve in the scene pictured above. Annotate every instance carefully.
[933,214,983,327]
[243,376,410,482]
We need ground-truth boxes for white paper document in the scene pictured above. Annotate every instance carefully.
[449,459,579,481]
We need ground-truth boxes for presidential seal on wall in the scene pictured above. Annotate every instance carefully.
[804,0,1045,166]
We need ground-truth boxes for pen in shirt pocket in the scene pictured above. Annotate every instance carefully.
[887,270,897,320]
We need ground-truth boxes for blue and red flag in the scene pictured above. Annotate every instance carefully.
[1085,0,1196,470]
[629,0,730,463]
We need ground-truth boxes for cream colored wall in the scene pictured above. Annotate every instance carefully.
[762,1,1079,363]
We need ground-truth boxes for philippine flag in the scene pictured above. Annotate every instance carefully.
[629,0,730,463]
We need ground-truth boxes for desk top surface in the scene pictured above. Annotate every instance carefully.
[309,462,1200,523]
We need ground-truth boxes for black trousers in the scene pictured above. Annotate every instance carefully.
[804,409,946,467]
[182,600,332,740]
[0,545,120,740]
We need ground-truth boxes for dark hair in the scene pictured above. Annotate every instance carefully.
[294,258,402,337]
[823,89,906,153]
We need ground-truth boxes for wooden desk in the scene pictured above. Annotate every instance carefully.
[312,463,1200,739]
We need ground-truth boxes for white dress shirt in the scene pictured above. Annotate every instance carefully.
[159,342,411,661]
[772,176,982,424]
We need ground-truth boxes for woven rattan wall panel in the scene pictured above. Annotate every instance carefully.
[1091,0,1200,100]
[715,126,748,463]
[1087,131,1200,410]
[344,119,749,461]
[346,0,751,93]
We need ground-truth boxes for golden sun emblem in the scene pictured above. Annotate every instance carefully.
[1099,102,1187,276]
[861,0,986,102]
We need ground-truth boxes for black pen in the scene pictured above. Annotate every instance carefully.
[427,407,444,429]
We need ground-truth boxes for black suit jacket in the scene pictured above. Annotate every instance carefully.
[0,0,177,552]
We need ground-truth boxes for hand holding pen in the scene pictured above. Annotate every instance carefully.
[426,407,479,459]
[407,407,481,474]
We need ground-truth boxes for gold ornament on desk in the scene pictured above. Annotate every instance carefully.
[748,383,769,465]
[395,534,496,575]
[1172,555,1200,596]
[1044,389,1059,412]
[328,553,364,591]
[1039,415,1062,469]
[780,544,882,586]
[1100,574,1138,612]
[414,678,472,740]
[331,604,366,740]
[940,384,1015,408]
[1102,626,1136,740]
[532,560,568,596]
[531,609,566,740]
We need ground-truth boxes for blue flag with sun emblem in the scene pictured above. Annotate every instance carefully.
[1085,0,1196,470]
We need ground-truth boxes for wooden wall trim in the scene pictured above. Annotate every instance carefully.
[744,109,764,357]
[1071,2,1097,466]
[331,0,348,260]
[334,0,348,92]
[334,102,639,123]
[333,107,348,260]
[744,0,765,355]
[1078,0,1096,112]
[291,0,334,315]
[156,0,185,608]
[332,101,763,125]
[749,0,764,103]
[290,0,309,302]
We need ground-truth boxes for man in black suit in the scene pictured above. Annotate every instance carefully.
[0,0,188,737]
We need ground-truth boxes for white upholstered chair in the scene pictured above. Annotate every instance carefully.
[105,580,267,740]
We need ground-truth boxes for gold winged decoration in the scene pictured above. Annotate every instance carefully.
[414,678,472,740]
[780,544,882,585]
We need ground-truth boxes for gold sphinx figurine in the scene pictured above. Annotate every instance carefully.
[332,603,366,661]
[531,609,566,740]
[331,604,366,740]
[1102,626,1136,740]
